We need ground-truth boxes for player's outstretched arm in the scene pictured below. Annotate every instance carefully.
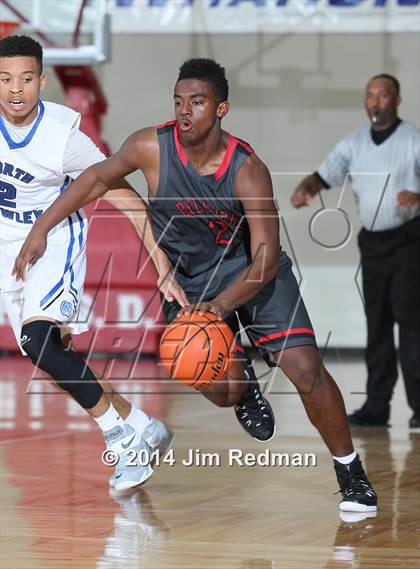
[12,128,156,281]
[103,188,188,307]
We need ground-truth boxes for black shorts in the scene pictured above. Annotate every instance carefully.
[160,251,317,365]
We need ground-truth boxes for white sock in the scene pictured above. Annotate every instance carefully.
[94,403,124,433]
[333,450,358,465]
[125,405,151,435]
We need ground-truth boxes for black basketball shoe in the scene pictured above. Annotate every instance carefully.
[234,364,276,442]
[334,454,377,512]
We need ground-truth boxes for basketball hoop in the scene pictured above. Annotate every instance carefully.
[0,21,20,39]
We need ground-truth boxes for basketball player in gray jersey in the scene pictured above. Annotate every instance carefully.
[292,74,420,430]
[150,120,254,300]
[13,59,376,512]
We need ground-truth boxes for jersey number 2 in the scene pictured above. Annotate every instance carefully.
[208,220,233,246]
[0,181,17,208]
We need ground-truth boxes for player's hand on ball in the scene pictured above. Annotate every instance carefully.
[397,190,420,208]
[12,225,48,282]
[177,301,225,320]
[157,266,188,307]
[160,309,234,388]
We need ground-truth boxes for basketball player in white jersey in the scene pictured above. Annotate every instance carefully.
[0,35,175,491]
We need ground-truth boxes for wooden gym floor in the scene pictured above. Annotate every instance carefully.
[0,353,419,569]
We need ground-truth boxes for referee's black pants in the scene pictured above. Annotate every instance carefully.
[358,216,420,418]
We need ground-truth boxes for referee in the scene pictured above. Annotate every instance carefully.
[291,74,420,429]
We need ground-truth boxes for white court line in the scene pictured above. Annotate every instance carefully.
[0,430,77,445]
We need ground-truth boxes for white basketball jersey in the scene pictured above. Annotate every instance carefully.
[0,101,85,241]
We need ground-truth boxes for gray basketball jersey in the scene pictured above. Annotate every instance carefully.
[149,121,254,301]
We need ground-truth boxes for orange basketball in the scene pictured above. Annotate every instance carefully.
[159,311,235,389]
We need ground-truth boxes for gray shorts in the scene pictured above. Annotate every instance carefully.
[161,251,317,364]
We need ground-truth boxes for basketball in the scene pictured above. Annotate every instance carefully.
[159,311,235,389]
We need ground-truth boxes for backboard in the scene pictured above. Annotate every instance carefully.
[0,0,111,65]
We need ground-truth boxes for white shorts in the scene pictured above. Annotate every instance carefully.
[0,213,88,352]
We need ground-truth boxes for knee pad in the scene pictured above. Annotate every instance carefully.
[20,320,58,362]
[21,320,103,409]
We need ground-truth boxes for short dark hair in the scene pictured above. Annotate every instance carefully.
[370,74,400,96]
[177,58,229,103]
[0,35,43,73]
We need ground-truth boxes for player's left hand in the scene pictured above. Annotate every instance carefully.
[157,267,189,307]
[11,225,47,282]
[177,301,225,320]
[397,190,420,208]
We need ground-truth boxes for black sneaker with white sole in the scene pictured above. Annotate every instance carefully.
[234,364,275,442]
[334,454,377,512]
